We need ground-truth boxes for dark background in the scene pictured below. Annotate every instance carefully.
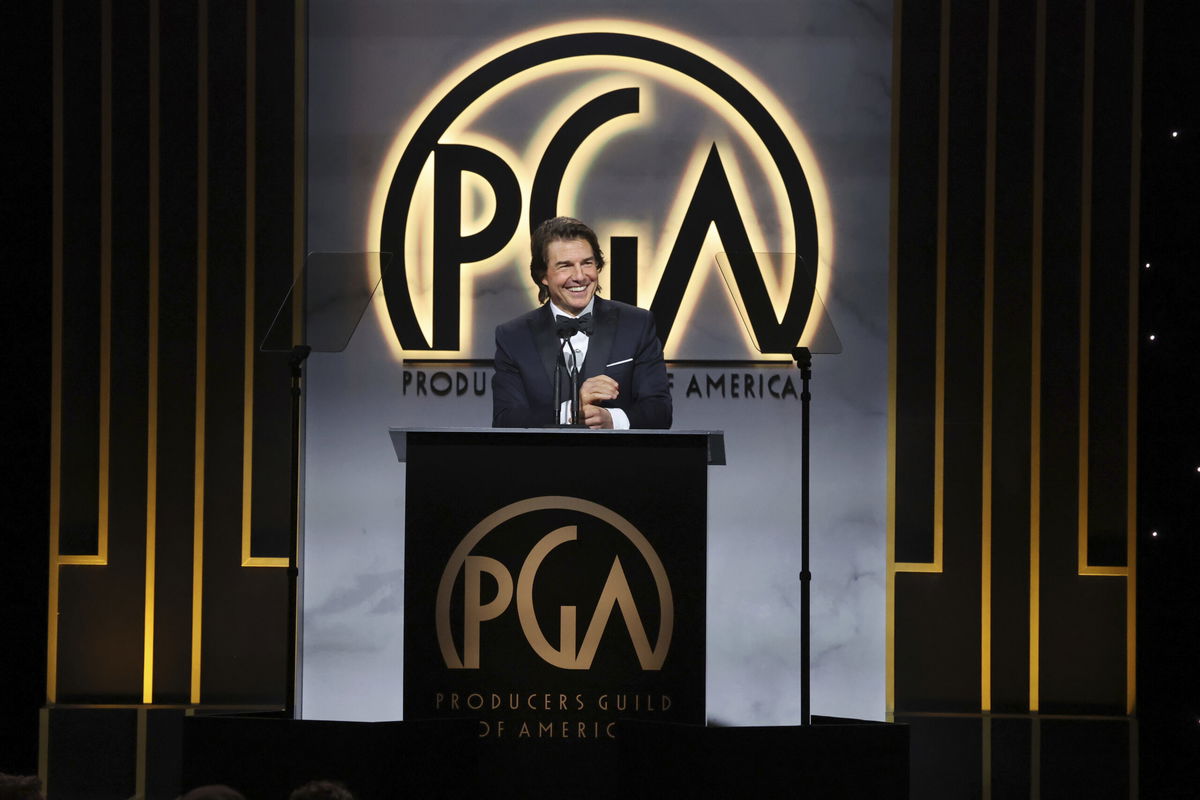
[1135,1,1200,793]
[2,1,54,778]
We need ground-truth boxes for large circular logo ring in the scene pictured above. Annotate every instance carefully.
[378,27,821,352]
[436,495,673,669]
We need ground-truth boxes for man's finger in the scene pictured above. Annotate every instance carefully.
[582,404,613,429]
[581,374,618,392]
[579,375,619,405]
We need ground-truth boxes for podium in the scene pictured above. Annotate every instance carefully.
[391,427,724,738]
[179,428,908,798]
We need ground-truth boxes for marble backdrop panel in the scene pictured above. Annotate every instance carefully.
[301,0,891,724]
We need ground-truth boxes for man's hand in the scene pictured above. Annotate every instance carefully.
[575,376,618,428]
[581,404,614,429]
[578,375,618,428]
[579,375,619,407]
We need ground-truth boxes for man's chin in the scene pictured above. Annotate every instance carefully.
[561,291,594,313]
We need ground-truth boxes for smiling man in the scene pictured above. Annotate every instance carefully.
[492,216,672,429]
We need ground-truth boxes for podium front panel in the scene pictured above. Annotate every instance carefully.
[401,429,710,740]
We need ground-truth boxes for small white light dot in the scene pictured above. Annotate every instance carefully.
[1151,530,1158,537]
[1149,334,1156,341]
[1171,130,1180,138]
[1144,262,1151,269]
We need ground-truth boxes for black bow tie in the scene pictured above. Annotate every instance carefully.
[555,312,593,337]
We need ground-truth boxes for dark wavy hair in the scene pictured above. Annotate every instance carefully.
[529,216,606,304]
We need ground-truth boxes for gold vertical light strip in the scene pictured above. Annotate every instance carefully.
[931,0,948,575]
[144,0,161,705]
[59,3,112,545]
[191,0,209,705]
[1076,0,1093,576]
[97,0,114,568]
[1029,0,1046,714]
[895,0,948,574]
[980,0,998,714]
[241,0,290,568]
[1076,1,1126,578]
[885,0,903,715]
[47,0,64,706]
[1125,0,1143,715]
[241,0,286,569]
[240,0,257,565]
[293,0,306,344]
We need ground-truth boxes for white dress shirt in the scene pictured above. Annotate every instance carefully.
[547,298,630,429]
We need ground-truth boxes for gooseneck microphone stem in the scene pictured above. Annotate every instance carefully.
[553,316,585,427]
[553,312,590,427]
[568,342,581,425]
[553,345,563,426]
[285,343,311,718]
[793,346,812,726]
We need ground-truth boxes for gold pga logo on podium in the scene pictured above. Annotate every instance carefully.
[436,496,673,671]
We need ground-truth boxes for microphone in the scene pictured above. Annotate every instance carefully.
[567,341,581,425]
[554,321,574,426]
[554,314,590,426]
[552,353,562,426]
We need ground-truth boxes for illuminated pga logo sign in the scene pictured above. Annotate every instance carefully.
[370,20,832,358]
[436,496,673,671]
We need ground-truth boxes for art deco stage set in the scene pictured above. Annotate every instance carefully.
[9,0,1191,798]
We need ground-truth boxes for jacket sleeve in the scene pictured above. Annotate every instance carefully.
[491,324,550,428]
[623,311,673,430]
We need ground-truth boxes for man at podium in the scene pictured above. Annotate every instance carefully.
[492,216,672,429]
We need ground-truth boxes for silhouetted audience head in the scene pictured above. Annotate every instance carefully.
[289,779,355,800]
[0,774,44,800]
[178,785,246,800]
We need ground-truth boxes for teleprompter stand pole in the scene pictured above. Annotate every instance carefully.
[284,344,311,718]
[793,346,812,726]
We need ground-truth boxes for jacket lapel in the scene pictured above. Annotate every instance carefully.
[531,304,560,393]
[582,298,615,381]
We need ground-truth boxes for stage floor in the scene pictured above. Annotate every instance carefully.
[41,706,1194,797]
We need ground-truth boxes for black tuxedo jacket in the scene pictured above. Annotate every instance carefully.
[492,297,672,429]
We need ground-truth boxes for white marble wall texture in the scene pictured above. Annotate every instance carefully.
[301,0,892,724]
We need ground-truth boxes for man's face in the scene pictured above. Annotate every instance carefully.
[542,238,598,315]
